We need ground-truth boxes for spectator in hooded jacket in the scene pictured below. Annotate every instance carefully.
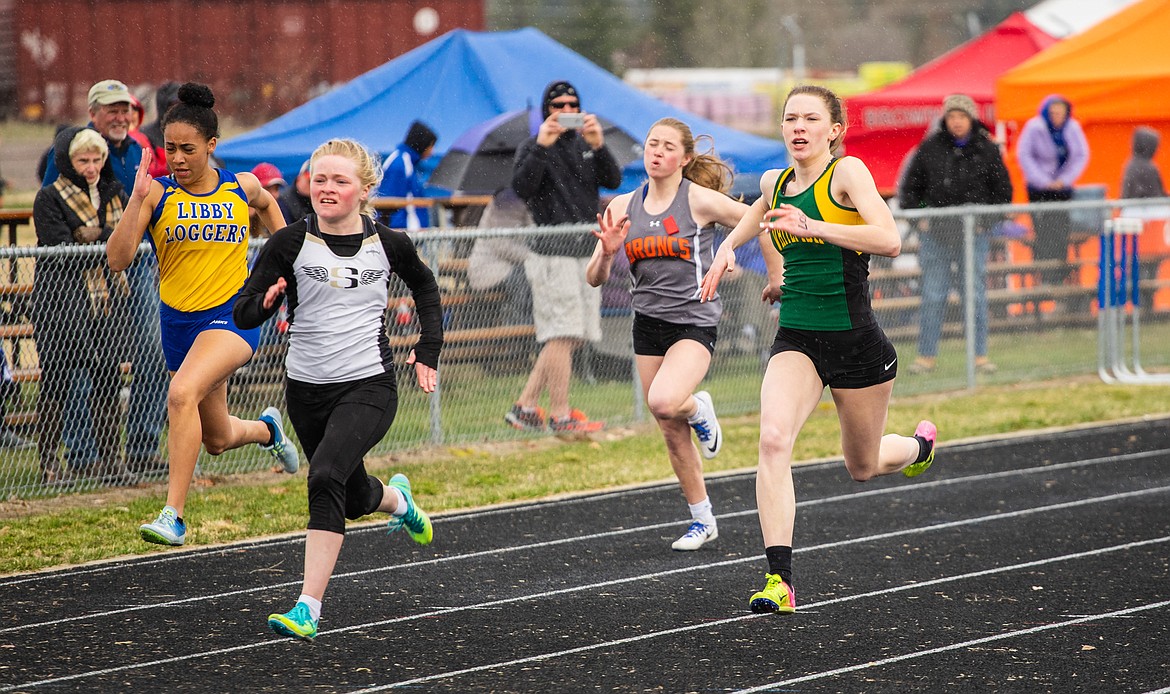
[1016,95,1089,286]
[32,127,135,487]
[507,80,622,433]
[1121,127,1166,200]
[279,160,313,225]
[376,121,438,230]
[899,94,1012,375]
[141,81,180,179]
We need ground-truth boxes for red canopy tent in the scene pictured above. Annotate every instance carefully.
[842,12,1056,197]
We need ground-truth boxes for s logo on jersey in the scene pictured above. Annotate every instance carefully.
[303,265,386,289]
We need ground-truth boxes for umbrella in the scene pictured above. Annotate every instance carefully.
[429,108,643,194]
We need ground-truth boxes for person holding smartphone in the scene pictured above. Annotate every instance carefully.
[507,80,623,433]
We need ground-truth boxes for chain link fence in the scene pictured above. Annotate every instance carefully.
[2,196,1168,498]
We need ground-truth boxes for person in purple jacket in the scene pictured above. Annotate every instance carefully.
[1015,95,1089,286]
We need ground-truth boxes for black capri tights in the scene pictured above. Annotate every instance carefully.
[285,372,398,534]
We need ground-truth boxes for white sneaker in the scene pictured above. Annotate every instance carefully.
[671,520,718,551]
[689,391,722,459]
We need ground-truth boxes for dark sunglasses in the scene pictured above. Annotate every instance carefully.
[549,100,579,109]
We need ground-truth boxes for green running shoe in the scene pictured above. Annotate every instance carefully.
[749,573,796,614]
[903,420,937,478]
[268,602,317,641]
[386,473,433,545]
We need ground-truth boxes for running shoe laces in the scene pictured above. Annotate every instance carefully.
[386,473,433,545]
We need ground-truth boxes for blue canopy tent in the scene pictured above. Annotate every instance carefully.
[216,27,787,194]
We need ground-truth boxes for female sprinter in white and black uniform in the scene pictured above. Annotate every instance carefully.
[234,138,443,641]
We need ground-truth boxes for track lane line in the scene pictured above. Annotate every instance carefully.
[3,442,1165,588]
[1,451,1166,633]
[3,490,1167,692]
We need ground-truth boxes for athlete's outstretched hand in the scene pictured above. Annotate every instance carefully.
[262,276,287,310]
[406,350,437,394]
[130,148,154,200]
[762,203,813,237]
[592,207,630,257]
[699,246,736,303]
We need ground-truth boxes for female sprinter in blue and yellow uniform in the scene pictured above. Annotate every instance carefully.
[109,83,300,547]
[700,85,937,615]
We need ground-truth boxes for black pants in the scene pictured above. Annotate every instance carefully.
[286,372,398,534]
[1028,187,1075,285]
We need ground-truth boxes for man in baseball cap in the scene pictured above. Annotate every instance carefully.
[37,78,152,480]
[42,79,141,188]
[251,162,287,194]
[87,79,134,107]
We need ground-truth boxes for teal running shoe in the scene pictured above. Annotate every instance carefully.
[259,407,300,474]
[386,473,433,545]
[268,602,317,641]
[903,420,937,478]
[140,506,186,546]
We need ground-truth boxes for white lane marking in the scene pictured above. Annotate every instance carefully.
[732,600,1170,693]
[4,444,1165,589]
[3,492,1167,692]
[351,538,1170,692]
[1,450,1166,633]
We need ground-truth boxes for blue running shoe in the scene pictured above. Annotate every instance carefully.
[140,506,186,546]
[386,473,433,545]
[259,406,299,474]
[268,602,317,641]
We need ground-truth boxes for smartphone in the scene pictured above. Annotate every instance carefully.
[557,112,585,129]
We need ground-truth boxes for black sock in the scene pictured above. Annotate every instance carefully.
[765,545,793,586]
[262,420,277,447]
[913,435,932,463]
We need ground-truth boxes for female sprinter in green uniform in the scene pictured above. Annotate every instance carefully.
[700,85,937,614]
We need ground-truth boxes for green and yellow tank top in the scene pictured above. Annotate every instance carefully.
[768,158,873,331]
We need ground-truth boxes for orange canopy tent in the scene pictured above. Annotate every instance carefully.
[843,12,1055,197]
[996,0,1170,199]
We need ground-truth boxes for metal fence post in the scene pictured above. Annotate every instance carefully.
[962,212,977,390]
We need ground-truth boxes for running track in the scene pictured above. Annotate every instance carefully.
[2,418,1168,692]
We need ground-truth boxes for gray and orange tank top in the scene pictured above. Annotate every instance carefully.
[768,158,874,331]
[623,178,722,327]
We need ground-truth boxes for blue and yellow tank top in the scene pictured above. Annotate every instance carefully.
[148,169,250,312]
[768,158,873,331]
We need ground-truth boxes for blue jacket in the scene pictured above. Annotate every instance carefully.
[376,142,429,229]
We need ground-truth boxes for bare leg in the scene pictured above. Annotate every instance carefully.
[832,379,922,481]
[164,330,270,516]
[300,480,401,601]
[301,530,344,601]
[638,341,713,505]
[518,337,580,420]
[756,352,824,547]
